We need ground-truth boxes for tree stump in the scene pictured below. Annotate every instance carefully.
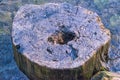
[12,3,111,80]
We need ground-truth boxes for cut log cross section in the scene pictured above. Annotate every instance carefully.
[12,3,111,80]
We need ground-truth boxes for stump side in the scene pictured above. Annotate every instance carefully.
[13,39,110,80]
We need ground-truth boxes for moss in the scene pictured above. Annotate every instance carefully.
[0,11,12,23]
[0,29,4,35]
[0,28,10,35]
[94,0,109,9]
[33,0,46,4]
[110,14,120,27]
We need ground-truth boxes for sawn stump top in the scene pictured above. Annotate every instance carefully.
[12,3,110,69]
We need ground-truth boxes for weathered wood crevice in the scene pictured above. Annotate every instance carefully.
[13,40,110,80]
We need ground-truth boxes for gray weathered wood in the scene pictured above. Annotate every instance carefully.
[12,3,111,80]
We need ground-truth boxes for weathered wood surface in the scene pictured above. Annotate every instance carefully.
[12,3,111,80]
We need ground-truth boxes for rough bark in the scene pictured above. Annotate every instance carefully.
[12,3,111,80]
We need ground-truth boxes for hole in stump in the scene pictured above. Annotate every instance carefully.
[48,30,76,45]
